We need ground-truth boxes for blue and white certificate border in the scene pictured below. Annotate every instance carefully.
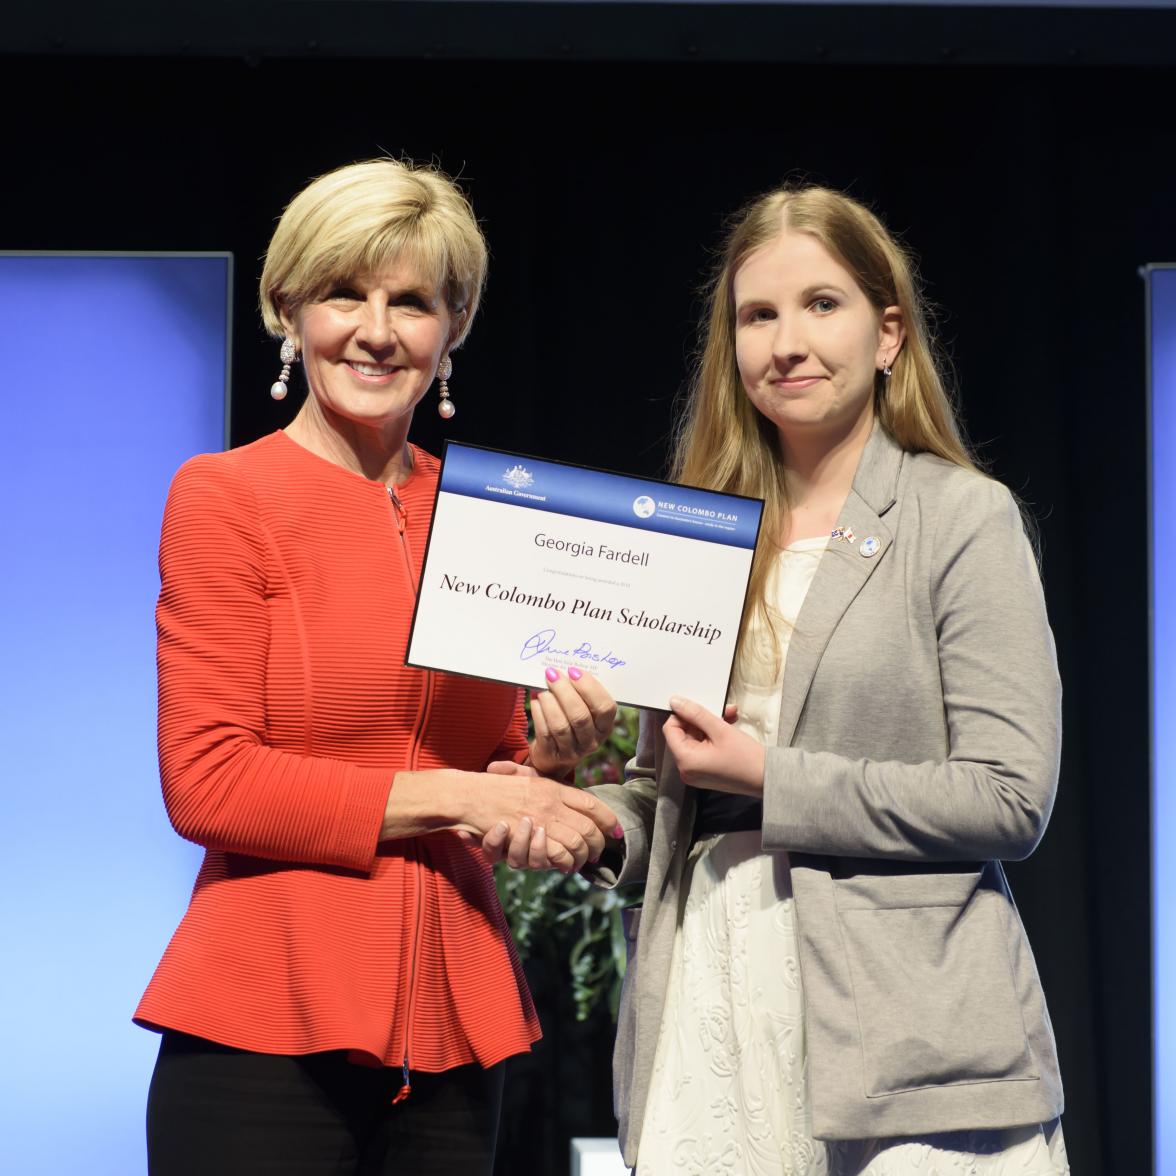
[405,442,765,710]
[435,442,762,549]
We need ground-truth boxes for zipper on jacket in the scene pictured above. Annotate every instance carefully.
[396,672,434,1103]
[386,483,432,1104]
[387,485,410,562]
[393,832,427,1105]
[392,1056,412,1104]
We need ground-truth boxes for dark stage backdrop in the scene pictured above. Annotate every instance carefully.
[2,44,1171,1175]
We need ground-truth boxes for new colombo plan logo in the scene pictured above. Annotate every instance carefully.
[502,464,534,489]
[632,495,656,519]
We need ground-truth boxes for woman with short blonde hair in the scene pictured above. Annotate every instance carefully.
[137,158,621,1176]
[259,159,488,349]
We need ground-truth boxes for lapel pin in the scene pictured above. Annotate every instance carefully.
[831,525,856,544]
[860,536,881,558]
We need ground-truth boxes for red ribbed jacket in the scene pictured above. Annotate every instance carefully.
[135,431,540,1071]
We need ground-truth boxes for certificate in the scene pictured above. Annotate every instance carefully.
[406,444,764,713]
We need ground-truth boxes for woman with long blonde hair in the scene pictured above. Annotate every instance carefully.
[500,184,1069,1173]
[675,185,977,653]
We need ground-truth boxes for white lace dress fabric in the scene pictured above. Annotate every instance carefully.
[636,539,1070,1176]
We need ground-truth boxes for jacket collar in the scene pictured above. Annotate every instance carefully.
[850,420,904,517]
[774,421,906,748]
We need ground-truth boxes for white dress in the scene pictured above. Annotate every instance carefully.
[637,538,1069,1176]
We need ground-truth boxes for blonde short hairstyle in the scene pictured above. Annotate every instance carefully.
[259,158,488,347]
[674,184,979,659]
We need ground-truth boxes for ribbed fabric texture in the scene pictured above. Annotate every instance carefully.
[135,431,540,1072]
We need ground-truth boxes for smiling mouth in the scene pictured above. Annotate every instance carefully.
[348,361,401,377]
[772,375,823,388]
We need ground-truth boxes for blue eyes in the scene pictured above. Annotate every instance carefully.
[744,297,838,324]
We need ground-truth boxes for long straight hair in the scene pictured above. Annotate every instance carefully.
[672,185,979,657]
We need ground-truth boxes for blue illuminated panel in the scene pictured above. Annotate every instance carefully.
[1150,264,1176,1176]
[0,254,230,1175]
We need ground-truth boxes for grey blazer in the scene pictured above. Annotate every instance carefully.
[589,424,1064,1167]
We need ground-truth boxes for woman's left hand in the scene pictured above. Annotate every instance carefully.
[528,667,617,777]
[663,696,765,796]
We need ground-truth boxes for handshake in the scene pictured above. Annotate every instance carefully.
[466,759,622,874]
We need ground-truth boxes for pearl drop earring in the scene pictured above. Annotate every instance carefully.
[271,338,297,401]
[437,355,455,419]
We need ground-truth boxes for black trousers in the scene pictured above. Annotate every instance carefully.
[146,1031,504,1176]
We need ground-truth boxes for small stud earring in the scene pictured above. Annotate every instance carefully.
[437,355,455,419]
[271,338,297,400]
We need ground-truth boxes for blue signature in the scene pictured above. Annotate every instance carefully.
[520,629,627,671]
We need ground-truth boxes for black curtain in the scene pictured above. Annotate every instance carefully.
[5,46,1168,1175]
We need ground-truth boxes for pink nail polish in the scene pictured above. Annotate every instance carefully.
[613,824,624,840]
[568,666,583,681]
[545,667,560,683]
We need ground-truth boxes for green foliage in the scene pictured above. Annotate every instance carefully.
[494,705,642,1022]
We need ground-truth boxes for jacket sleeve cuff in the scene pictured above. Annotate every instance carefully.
[581,789,650,889]
[331,765,397,870]
[761,745,803,853]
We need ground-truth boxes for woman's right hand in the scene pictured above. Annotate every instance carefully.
[385,764,619,873]
[472,761,620,873]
